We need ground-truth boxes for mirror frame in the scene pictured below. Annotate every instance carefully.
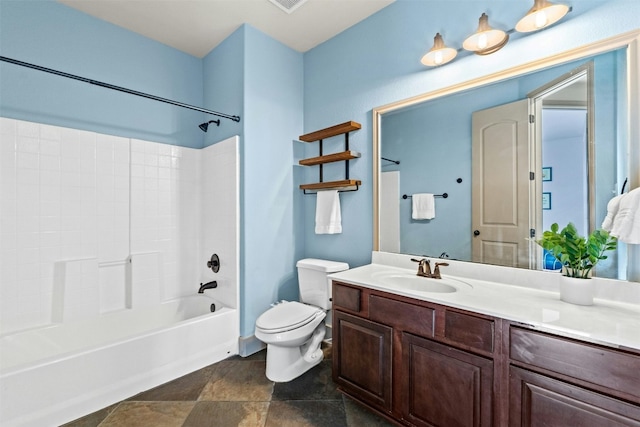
[373,30,640,281]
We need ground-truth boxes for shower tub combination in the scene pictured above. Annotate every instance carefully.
[0,294,238,427]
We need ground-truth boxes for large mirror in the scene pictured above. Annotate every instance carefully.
[373,31,640,281]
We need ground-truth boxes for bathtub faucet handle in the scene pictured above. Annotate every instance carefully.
[198,280,218,293]
[207,254,220,273]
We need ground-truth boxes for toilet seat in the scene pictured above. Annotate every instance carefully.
[256,301,323,334]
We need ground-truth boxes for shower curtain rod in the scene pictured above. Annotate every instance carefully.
[0,56,241,123]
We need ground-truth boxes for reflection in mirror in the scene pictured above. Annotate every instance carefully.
[375,38,636,280]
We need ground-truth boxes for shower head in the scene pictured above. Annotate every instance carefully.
[199,119,221,132]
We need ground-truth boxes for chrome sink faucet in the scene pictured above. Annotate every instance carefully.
[411,259,449,279]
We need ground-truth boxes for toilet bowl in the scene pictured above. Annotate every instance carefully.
[255,301,326,382]
[254,258,349,382]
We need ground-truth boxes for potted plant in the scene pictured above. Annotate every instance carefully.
[534,222,617,305]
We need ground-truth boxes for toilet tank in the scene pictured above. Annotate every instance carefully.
[296,258,349,310]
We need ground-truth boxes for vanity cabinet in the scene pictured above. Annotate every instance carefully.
[509,326,640,426]
[332,281,497,426]
[332,281,640,427]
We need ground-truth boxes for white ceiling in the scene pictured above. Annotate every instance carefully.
[58,0,396,57]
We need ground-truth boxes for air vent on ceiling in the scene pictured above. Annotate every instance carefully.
[267,0,309,14]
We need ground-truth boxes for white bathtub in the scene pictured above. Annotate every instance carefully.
[0,294,239,427]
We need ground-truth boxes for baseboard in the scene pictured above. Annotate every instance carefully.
[238,334,266,357]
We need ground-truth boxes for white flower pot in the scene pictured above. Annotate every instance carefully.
[559,275,594,306]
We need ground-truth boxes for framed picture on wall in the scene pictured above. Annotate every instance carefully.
[542,192,551,210]
[542,167,552,182]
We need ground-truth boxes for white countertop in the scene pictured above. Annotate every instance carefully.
[329,261,640,351]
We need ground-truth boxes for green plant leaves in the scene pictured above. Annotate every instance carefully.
[534,222,617,278]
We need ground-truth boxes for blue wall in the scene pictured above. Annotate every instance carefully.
[240,25,304,337]
[203,28,245,147]
[302,0,639,270]
[0,1,205,147]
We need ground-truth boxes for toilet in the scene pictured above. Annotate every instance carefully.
[255,258,349,382]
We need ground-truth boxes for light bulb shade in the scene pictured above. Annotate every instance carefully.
[421,33,457,66]
[463,13,509,54]
[516,0,569,32]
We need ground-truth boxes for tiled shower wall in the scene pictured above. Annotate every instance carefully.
[0,117,238,335]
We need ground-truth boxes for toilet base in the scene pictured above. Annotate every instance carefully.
[265,324,325,382]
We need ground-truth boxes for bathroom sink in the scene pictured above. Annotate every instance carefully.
[372,272,471,294]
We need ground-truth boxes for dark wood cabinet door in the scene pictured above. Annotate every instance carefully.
[400,333,494,427]
[510,366,640,427]
[333,310,393,412]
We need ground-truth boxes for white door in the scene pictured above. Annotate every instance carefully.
[471,99,530,268]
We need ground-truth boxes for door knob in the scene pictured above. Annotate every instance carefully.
[473,230,480,236]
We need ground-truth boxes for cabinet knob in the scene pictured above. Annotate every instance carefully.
[473,230,480,236]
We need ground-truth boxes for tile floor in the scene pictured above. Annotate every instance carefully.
[64,348,396,427]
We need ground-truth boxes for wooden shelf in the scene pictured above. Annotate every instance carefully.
[299,150,361,166]
[299,121,361,142]
[299,180,361,192]
[298,120,361,194]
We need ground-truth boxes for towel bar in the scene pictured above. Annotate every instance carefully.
[403,193,448,199]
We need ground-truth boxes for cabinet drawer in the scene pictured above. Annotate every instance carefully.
[369,295,435,338]
[510,327,640,401]
[332,282,362,313]
[444,310,494,353]
[510,366,640,426]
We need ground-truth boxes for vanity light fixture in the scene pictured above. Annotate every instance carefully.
[516,0,570,32]
[421,33,458,66]
[463,13,509,55]
[420,1,569,67]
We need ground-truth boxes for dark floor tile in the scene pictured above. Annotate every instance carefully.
[183,401,269,427]
[272,360,341,401]
[198,360,274,401]
[99,401,194,427]
[127,367,213,402]
[265,400,347,427]
[61,403,119,427]
[343,395,398,427]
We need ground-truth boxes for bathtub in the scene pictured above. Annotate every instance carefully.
[0,294,239,427]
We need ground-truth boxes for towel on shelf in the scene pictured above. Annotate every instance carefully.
[607,187,640,244]
[412,193,435,220]
[315,190,342,234]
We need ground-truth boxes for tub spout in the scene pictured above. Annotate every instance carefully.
[198,280,218,293]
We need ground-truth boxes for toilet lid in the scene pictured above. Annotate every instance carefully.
[256,301,323,333]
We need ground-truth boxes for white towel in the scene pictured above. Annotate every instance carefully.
[315,190,342,234]
[601,194,624,231]
[412,193,435,220]
[608,187,640,244]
